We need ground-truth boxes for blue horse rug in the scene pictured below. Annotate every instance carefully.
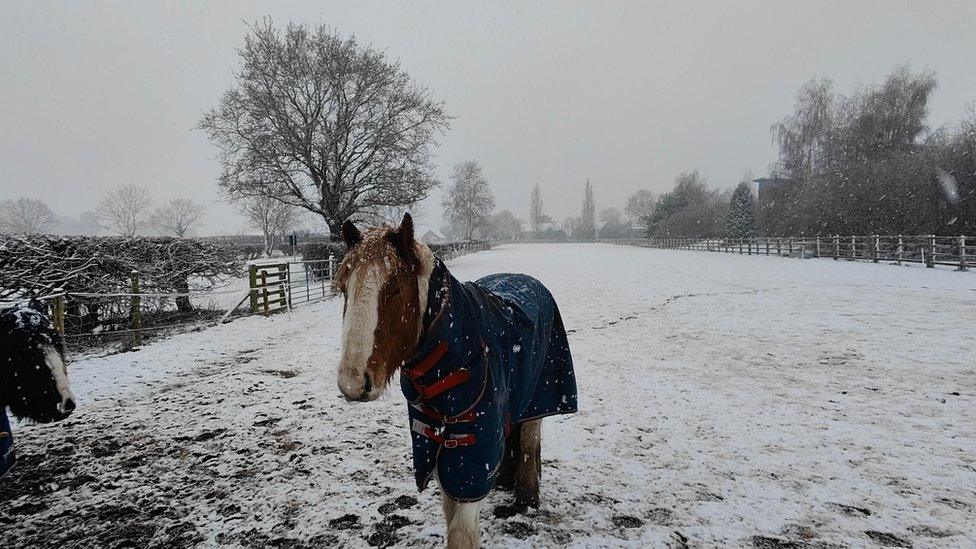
[400,259,578,502]
[1,409,14,478]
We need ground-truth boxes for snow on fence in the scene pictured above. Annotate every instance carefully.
[3,240,491,355]
[608,235,974,270]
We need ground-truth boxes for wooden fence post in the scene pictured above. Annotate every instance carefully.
[789,237,794,256]
[872,235,879,263]
[52,290,65,335]
[927,235,936,268]
[130,271,142,346]
[285,262,293,310]
[897,236,903,265]
[850,236,856,260]
[260,271,270,316]
[248,265,259,314]
[959,235,967,271]
[833,236,840,260]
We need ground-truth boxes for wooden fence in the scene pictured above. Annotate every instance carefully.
[246,240,493,316]
[607,235,974,270]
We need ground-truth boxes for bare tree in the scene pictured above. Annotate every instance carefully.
[598,207,622,225]
[199,20,451,239]
[577,179,596,239]
[485,210,523,241]
[442,160,495,240]
[153,198,206,238]
[241,196,301,256]
[0,198,56,234]
[625,189,656,225]
[363,201,426,227]
[561,216,580,236]
[96,185,153,237]
[529,184,545,234]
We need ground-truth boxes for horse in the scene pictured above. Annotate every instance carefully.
[0,301,77,478]
[333,213,578,548]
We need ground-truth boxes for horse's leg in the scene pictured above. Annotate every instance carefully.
[495,422,522,491]
[442,493,481,549]
[441,490,458,525]
[514,419,542,509]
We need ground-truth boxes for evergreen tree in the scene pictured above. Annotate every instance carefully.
[725,181,757,237]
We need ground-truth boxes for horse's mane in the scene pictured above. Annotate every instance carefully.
[332,225,430,294]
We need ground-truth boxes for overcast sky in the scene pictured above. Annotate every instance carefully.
[2,1,975,235]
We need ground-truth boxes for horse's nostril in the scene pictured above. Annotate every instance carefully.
[362,373,373,397]
[64,399,76,412]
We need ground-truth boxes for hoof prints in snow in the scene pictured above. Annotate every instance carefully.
[367,514,412,547]
[864,531,913,548]
[612,514,645,528]
[503,520,536,539]
[6,244,976,547]
[377,494,417,515]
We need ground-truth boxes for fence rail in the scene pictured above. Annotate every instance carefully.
[0,240,492,356]
[607,235,974,270]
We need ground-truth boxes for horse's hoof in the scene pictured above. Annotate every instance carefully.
[493,504,520,518]
[514,488,540,510]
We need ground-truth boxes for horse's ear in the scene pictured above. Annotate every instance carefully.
[392,213,416,259]
[342,220,361,248]
[398,213,414,243]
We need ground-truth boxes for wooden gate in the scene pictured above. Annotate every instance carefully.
[249,263,288,316]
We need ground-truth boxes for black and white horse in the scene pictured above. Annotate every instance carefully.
[1,302,76,477]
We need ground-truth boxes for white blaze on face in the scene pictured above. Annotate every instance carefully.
[337,266,382,399]
[43,345,75,412]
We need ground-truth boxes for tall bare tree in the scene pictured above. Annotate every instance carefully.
[0,198,56,234]
[241,196,302,256]
[577,179,596,239]
[96,185,153,237]
[199,20,451,239]
[153,198,206,238]
[529,184,545,234]
[442,160,495,240]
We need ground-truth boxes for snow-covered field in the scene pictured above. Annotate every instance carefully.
[3,244,975,548]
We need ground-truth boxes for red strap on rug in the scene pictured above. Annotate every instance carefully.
[418,369,471,400]
[404,341,449,380]
[412,403,478,424]
[411,419,476,449]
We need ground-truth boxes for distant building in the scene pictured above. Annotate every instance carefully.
[421,230,447,244]
[598,220,633,239]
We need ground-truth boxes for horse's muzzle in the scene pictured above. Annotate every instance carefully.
[338,370,374,402]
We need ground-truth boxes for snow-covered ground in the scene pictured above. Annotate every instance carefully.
[3,244,975,548]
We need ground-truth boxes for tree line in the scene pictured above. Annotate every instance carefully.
[629,66,975,239]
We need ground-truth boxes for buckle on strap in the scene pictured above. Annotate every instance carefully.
[411,404,477,424]
[411,419,476,449]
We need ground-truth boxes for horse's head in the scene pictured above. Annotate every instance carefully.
[333,213,435,402]
[0,304,76,423]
